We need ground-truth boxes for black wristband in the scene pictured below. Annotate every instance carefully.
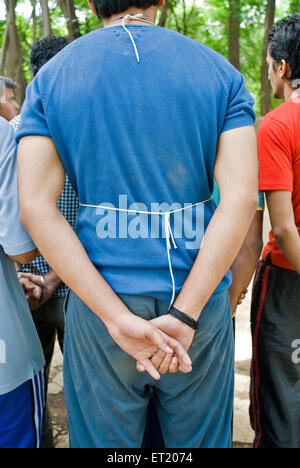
[169,306,199,330]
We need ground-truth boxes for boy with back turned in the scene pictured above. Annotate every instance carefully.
[17,0,258,448]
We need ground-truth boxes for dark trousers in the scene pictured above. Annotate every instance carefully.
[32,296,65,449]
[250,259,300,448]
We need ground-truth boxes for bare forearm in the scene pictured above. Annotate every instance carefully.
[18,135,193,379]
[174,195,258,319]
[229,211,263,311]
[273,225,300,274]
[20,204,133,327]
[229,238,262,311]
[265,192,300,274]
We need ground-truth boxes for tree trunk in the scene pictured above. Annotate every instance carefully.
[58,0,81,41]
[0,0,27,105]
[32,0,37,44]
[40,0,52,37]
[169,0,181,33]
[0,19,9,73]
[159,0,169,27]
[228,0,241,71]
[260,0,276,116]
[182,0,188,36]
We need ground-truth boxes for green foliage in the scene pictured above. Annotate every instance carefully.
[289,0,300,14]
[0,0,296,113]
[0,20,5,46]
[74,0,102,33]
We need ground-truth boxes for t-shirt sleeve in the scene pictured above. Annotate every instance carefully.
[16,76,51,143]
[222,69,256,133]
[0,120,35,256]
[258,117,293,192]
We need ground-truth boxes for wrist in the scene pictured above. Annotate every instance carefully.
[44,271,62,293]
[169,305,199,330]
[102,308,136,332]
[173,297,204,322]
[168,314,196,334]
[42,275,56,294]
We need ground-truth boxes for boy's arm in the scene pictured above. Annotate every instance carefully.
[139,126,259,375]
[173,126,259,319]
[17,135,192,380]
[266,190,300,274]
[229,210,263,314]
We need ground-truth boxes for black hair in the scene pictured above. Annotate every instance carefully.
[30,36,69,76]
[91,0,159,19]
[0,76,18,89]
[268,14,300,83]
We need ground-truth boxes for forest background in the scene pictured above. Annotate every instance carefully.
[0,0,299,115]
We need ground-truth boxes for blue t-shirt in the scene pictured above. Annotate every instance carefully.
[0,117,44,395]
[17,26,255,306]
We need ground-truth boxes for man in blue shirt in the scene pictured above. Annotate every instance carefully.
[0,97,45,447]
[17,0,258,448]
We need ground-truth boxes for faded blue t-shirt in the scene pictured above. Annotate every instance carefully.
[17,26,255,306]
[0,117,44,395]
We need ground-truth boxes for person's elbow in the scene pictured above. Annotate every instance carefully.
[19,190,42,234]
[9,249,39,264]
[272,224,293,245]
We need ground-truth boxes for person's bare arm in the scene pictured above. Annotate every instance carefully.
[18,135,192,380]
[229,210,263,313]
[140,126,259,374]
[266,190,300,274]
[173,126,259,318]
[9,249,39,264]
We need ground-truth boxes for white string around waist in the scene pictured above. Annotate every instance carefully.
[80,197,212,309]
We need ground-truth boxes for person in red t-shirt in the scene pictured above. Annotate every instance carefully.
[250,14,300,449]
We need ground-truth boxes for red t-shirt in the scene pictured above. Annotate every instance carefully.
[258,95,300,270]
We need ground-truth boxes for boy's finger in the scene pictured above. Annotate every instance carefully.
[140,358,161,381]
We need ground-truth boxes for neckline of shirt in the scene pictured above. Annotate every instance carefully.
[102,24,158,30]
